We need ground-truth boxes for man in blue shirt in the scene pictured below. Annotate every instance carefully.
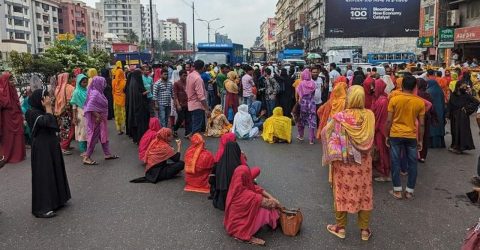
[200,65,215,109]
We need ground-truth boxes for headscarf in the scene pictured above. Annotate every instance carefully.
[112,65,127,106]
[382,75,395,94]
[184,133,215,174]
[362,76,374,109]
[330,82,347,116]
[372,79,388,136]
[0,72,19,108]
[87,68,98,86]
[73,67,83,77]
[374,79,387,99]
[225,71,239,94]
[215,142,243,191]
[144,128,176,171]
[322,86,375,165]
[262,107,292,143]
[54,72,74,115]
[153,68,162,83]
[215,132,236,162]
[224,165,265,241]
[28,88,48,111]
[29,75,43,91]
[352,75,364,86]
[296,69,316,98]
[70,74,88,109]
[232,104,254,138]
[449,72,458,92]
[138,117,162,162]
[83,76,108,115]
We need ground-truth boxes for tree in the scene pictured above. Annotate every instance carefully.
[8,51,33,75]
[125,30,139,44]
[160,40,183,52]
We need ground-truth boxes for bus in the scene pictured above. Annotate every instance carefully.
[367,52,415,65]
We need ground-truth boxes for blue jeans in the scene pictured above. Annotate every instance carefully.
[158,105,171,128]
[208,90,216,110]
[190,109,205,134]
[389,137,418,193]
[243,96,254,106]
[266,99,276,117]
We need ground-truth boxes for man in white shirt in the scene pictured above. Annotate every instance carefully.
[328,63,340,92]
[311,67,323,109]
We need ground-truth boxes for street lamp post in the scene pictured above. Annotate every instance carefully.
[213,26,224,43]
[197,18,220,43]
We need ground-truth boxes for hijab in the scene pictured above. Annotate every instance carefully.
[184,133,214,174]
[70,74,88,109]
[215,133,236,162]
[144,128,176,171]
[225,71,239,94]
[232,104,254,138]
[215,141,243,191]
[330,82,347,116]
[262,107,292,143]
[296,69,316,98]
[322,86,375,165]
[54,72,73,115]
[382,75,395,94]
[29,75,43,91]
[87,68,98,86]
[138,117,162,162]
[0,72,18,108]
[113,64,127,106]
[83,76,108,115]
[374,79,387,99]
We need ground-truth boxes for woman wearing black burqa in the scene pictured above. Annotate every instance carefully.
[275,68,295,117]
[25,88,71,218]
[447,80,480,154]
[101,69,115,120]
[126,69,149,144]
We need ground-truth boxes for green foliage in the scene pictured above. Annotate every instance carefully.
[160,40,183,52]
[125,30,139,44]
[9,51,33,75]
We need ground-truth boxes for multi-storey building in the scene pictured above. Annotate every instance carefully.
[141,4,159,44]
[31,0,59,53]
[160,18,186,49]
[85,5,103,48]
[96,0,143,42]
[0,0,32,57]
[58,0,87,37]
[259,18,276,59]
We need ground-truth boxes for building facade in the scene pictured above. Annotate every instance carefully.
[58,0,87,37]
[141,4,159,44]
[85,5,103,48]
[31,0,59,54]
[160,18,186,49]
[0,0,32,56]
[96,0,143,42]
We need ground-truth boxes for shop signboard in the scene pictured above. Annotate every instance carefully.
[325,0,420,37]
[455,26,480,43]
[417,36,435,48]
[438,28,454,48]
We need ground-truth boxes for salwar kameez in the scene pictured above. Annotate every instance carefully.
[114,104,126,132]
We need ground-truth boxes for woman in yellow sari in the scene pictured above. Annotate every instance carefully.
[262,107,292,143]
[206,105,232,137]
[87,68,98,87]
[112,61,126,134]
[322,85,375,241]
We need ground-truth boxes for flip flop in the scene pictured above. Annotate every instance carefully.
[0,155,6,169]
[389,190,403,200]
[105,155,119,160]
[235,237,266,246]
[83,160,98,165]
[361,229,372,241]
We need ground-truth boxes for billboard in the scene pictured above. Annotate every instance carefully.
[267,18,276,41]
[325,0,420,38]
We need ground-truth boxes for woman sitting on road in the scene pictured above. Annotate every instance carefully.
[321,85,374,241]
[262,107,292,144]
[138,118,162,163]
[206,105,232,137]
[224,165,280,246]
[249,100,267,129]
[211,142,260,210]
[131,128,184,184]
[214,132,248,165]
[232,104,259,139]
[184,133,215,193]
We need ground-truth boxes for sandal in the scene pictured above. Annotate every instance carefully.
[326,224,346,239]
[361,229,372,241]
[389,190,403,200]
[105,155,119,160]
[83,160,98,165]
[34,210,57,219]
[0,155,6,169]
[118,131,124,135]
[296,136,304,141]
[235,237,266,246]
[374,176,391,182]
[62,150,72,155]
[404,191,414,200]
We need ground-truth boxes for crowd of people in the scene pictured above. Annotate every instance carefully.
[1,57,480,245]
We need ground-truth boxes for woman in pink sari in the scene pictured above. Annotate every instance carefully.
[83,76,119,165]
[372,79,391,182]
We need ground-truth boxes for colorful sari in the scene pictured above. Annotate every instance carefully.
[262,107,292,143]
[54,72,75,151]
[206,105,232,137]
[184,133,215,193]
[70,74,88,152]
[224,71,239,118]
[112,65,126,133]
[138,118,161,162]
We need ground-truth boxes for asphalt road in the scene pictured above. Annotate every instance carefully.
[0,120,479,250]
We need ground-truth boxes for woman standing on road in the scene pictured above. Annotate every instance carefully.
[427,74,446,148]
[101,69,115,120]
[54,72,75,155]
[0,72,25,167]
[322,85,374,241]
[112,62,127,135]
[26,88,71,218]
[224,71,240,122]
[372,78,391,181]
[70,74,88,156]
[296,69,317,145]
[126,70,149,144]
[82,76,119,165]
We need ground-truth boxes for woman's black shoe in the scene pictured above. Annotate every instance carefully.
[34,211,57,218]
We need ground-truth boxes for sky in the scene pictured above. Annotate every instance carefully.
[84,0,277,47]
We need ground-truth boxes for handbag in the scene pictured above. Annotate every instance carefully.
[278,207,303,237]
[461,218,480,250]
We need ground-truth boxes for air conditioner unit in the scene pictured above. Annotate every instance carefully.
[447,10,460,27]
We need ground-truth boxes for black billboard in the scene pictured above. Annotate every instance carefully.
[325,0,420,38]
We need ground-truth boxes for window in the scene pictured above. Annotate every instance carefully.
[53,17,57,22]
[8,19,12,25]
[424,5,434,31]
[59,18,63,24]
[26,34,30,40]
[38,48,43,53]
[14,19,24,26]
[15,33,25,40]
[52,7,56,12]
[24,8,27,15]
[36,2,40,7]
[36,13,41,18]
[13,6,23,13]
[44,27,50,33]
[37,25,42,31]
[58,8,62,13]
[60,29,64,33]
[467,1,480,19]
[38,36,42,42]
[25,21,28,27]
[53,28,57,33]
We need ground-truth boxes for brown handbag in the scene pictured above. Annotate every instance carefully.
[461,218,480,250]
[278,207,303,237]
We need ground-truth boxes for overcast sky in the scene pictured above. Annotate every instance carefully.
[84,0,277,47]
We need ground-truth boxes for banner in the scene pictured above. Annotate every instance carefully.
[417,36,434,48]
[267,18,276,41]
[438,28,454,48]
[325,0,420,38]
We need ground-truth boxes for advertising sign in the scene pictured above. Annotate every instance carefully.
[417,36,434,48]
[325,0,420,37]
[267,18,276,41]
[455,26,480,43]
[438,28,454,48]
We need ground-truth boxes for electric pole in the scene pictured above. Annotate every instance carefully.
[149,0,154,58]
[192,1,195,58]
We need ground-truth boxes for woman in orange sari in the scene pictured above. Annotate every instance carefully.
[184,133,215,193]
[112,61,126,134]
[316,79,347,139]
[322,85,375,241]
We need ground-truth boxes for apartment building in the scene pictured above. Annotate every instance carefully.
[31,0,59,53]
[160,18,186,49]
[58,0,87,37]
[0,0,32,57]
[96,0,143,42]
[86,5,103,47]
[141,4,159,43]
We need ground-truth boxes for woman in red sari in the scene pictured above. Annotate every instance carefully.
[224,165,280,246]
[138,117,161,163]
[363,74,375,109]
[372,79,391,182]
[184,133,215,193]
[0,72,25,166]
